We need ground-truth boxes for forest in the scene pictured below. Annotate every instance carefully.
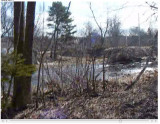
[1,0,158,119]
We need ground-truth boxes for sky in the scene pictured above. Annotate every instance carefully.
[34,0,158,36]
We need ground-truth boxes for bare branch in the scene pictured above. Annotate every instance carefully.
[108,2,129,12]
[146,2,158,10]
[89,2,102,33]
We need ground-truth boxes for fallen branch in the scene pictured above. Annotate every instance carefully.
[125,57,149,91]
[125,45,155,91]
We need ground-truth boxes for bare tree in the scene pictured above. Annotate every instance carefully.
[108,15,121,47]
[89,3,109,46]
[84,22,93,48]
[1,2,13,38]
[89,2,109,92]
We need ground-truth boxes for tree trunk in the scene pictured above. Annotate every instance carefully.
[13,2,21,51]
[12,2,25,109]
[36,55,43,108]
[5,76,13,108]
[53,39,58,60]
[42,62,45,107]
[50,26,57,60]
[102,54,105,92]
[2,82,5,97]
[7,76,13,98]
[23,2,36,105]
[53,30,59,61]
[92,57,95,92]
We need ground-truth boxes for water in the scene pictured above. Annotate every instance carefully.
[95,61,157,80]
[31,67,61,86]
[2,61,157,95]
[31,61,157,85]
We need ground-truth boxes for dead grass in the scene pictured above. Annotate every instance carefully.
[13,70,158,119]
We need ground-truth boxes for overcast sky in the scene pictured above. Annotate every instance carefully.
[35,0,158,36]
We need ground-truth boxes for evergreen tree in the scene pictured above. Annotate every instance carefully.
[47,1,76,60]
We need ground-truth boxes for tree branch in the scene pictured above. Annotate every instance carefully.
[89,2,103,33]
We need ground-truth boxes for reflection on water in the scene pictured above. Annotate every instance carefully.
[31,61,157,85]
[3,61,157,95]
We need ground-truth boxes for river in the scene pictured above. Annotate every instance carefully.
[31,61,157,86]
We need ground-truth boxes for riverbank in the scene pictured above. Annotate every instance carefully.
[13,70,157,119]
[104,46,157,64]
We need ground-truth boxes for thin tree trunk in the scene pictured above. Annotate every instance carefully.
[50,29,56,59]
[7,76,13,98]
[2,82,5,97]
[35,31,56,107]
[60,45,63,90]
[53,42,57,60]
[50,44,54,58]
[36,55,43,108]
[85,59,91,92]
[5,76,13,108]
[102,54,106,92]
[53,38,58,60]
[42,62,45,107]
[92,57,95,92]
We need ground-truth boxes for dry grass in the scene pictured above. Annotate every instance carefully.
[13,70,158,119]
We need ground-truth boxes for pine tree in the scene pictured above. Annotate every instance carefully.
[47,1,76,60]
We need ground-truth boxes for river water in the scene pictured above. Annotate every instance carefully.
[2,61,157,95]
[31,61,157,86]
